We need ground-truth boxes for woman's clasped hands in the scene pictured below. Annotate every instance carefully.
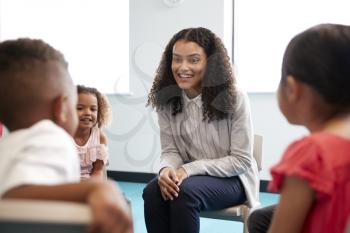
[157,167,188,201]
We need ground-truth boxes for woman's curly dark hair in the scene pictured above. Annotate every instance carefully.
[147,27,237,122]
[77,85,111,128]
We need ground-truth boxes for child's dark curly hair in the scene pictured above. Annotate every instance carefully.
[147,27,237,122]
[77,85,111,128]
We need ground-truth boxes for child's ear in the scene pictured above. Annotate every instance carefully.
[285,75,302,103]
[52,95,68,125]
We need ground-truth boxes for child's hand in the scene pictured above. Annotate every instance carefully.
[87,180,133,233]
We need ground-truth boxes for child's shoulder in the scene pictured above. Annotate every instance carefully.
[0,120,78,172]
[283,132,350,163]
[0,120,73,149]
[290,132,350,148]
[27,120,73,143]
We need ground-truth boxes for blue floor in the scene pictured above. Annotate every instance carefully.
[117,181,279,233]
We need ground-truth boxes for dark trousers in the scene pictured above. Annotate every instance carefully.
[143,175,246,233]
[248,205,276,233]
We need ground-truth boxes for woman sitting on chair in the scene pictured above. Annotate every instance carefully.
[143,27,260,233]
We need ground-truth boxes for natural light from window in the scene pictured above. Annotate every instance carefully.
[234,0,350,93]
[0,0,129,94]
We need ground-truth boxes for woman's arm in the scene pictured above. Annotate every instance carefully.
[157,109,185,199]
[158,109,184,170]
[268,176,315,233]
[90,129,107,178]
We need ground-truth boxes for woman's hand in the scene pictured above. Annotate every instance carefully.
[176,167,188,186]
[158,167,180,201]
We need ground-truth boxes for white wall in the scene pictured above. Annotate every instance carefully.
[249,94,307,179]
[0,0,129,94]
[0,0,322,180]
[105,0,308,180]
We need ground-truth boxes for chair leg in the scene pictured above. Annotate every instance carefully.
[243,222,249,233]
[242,206,250,233]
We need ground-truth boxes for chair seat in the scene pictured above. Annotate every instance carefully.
[200,204,249,222]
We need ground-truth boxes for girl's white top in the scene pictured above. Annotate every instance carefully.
[75,126,108,180]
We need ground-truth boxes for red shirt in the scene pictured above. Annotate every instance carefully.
[269,132,350,233]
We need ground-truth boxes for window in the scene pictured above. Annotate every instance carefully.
[234,0,350,92]
[0,0,129,94]
[223,0,233,61]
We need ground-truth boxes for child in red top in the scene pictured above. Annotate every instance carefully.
[267,24,350,233]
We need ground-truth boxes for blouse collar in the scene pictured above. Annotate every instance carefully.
[182,90,202,108]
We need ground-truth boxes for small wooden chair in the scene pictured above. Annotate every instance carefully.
[200,134,263,233]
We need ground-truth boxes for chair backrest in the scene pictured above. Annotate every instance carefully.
[253,134,263,171]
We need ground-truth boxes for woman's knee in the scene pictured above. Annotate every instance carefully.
[178,179,197,197]
[174,179,200,207]
[142,178,159,201]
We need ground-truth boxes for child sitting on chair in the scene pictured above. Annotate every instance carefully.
[0,38,132,233]
[249,24,350,233]
[74,85,111,180]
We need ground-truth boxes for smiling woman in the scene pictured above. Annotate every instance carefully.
[143,27,260,233]
[171,40,208,98]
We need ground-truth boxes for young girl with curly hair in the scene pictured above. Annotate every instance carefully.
[74,85,111,180]
[143,27,260,233]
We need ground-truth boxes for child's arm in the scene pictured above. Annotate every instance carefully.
[100,130,107,145]
[91,130,108,178]
[267,176,315,233]
[3,179,133,233]
[91,160,104,178]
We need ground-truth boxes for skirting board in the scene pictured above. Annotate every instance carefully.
[107,170,272,193]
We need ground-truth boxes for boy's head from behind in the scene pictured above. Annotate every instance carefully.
[0,38,78,136]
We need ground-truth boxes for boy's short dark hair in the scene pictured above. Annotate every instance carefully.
[0,38,69,128]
